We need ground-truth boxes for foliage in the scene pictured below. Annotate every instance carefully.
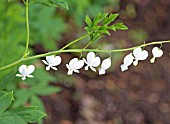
[85,13,128,43]
[0,91,46,124]
[0,0,128,124]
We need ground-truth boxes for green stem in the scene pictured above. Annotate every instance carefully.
[60,34,89,50]
[84,42,92,49]
[0,40,170,71]
[22,0,27,5]
[23,0,30,58]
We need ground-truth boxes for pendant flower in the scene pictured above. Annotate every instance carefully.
[150,47,163,63]
[83,52,101,72]
[66,58,84,75]
[16,65,35,80]
[99,58,111,75]
[42,55,62,71]
[120,53,134,72]
[133,47,148,66]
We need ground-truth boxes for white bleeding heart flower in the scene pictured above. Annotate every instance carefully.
[120,53,134,72]
[42,55,62,71]
[16,65,35,80]
[83,52,101,72]
[133,47,148,66]
[150,47,163,63]
[66,58,84,75]
[99,58,111,75]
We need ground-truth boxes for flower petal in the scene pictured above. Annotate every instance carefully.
[22,77,26,80]
[150,57,155,63]
[87,52,95,61]
[152,47,163,58]
[76,60,84,69]
[42,60,48,65]
[99,68,105,75]
[139,50,148,60]
[90,57,101,67]
[74,69,80,73]
[27,65,35,75]
[16,74,23,77]
[90,66,96,72]
[83,58,87,64]
[46,55,55,63]
[66,64,70,69]
[69,58,78,67]
[123,53,134,66]
[101,58,111,70]
[85,66,89,70]
[120,64,128,72]
[67,70,73,75]
[51,56,62,66]
[19,65,27,75]
[27,75,34,78]
[133,47,142,58]
[133,59,138,66]
[51,66,57,70]
[46,66,50,71]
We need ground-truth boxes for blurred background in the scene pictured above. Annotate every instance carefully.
[0,0,170,124]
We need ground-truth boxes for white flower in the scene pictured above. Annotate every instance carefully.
[66,58,84,75]
[133,47,148,66]
[99,58,111,75]
[120,53,134,71]
[16,65,35,80]
[150,47,163,63]
[42,55,62,71]
[83,52,101,72]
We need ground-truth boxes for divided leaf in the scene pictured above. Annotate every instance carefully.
[0,91,46,124]
[84,13,128,43]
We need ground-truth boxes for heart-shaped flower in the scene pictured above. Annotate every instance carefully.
[133,47,148,66]
[16,65,35,80]
[83,52,101,72]
[120,53,134,71]
[99,58,111,75]
[150,47,163,63]
[42,55,62,71]
[66,58,84,75]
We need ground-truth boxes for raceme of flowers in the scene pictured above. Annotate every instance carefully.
[16,52,111,80]
[16,47,163,80]
[120,47,163,72]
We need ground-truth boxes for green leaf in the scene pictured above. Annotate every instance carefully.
[34,0,55,6]
[34,0,68,9]
[12,89,29,107]
[93,13,108,26]
[3,106,46,123]
[113,22,128,30]
[0,92,14,114]
[0,70,16,90]
[103,13,119,25]
[85,15,92,28]
[50,0,68,10]
[30,96,46,124]
[31,96,45,112]
[0,116,26,124]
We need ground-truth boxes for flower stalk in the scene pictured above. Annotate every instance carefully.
[23,0,30,58]
[0,40,170,71]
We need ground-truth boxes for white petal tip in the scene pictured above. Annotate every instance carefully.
[150,57,155,64]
